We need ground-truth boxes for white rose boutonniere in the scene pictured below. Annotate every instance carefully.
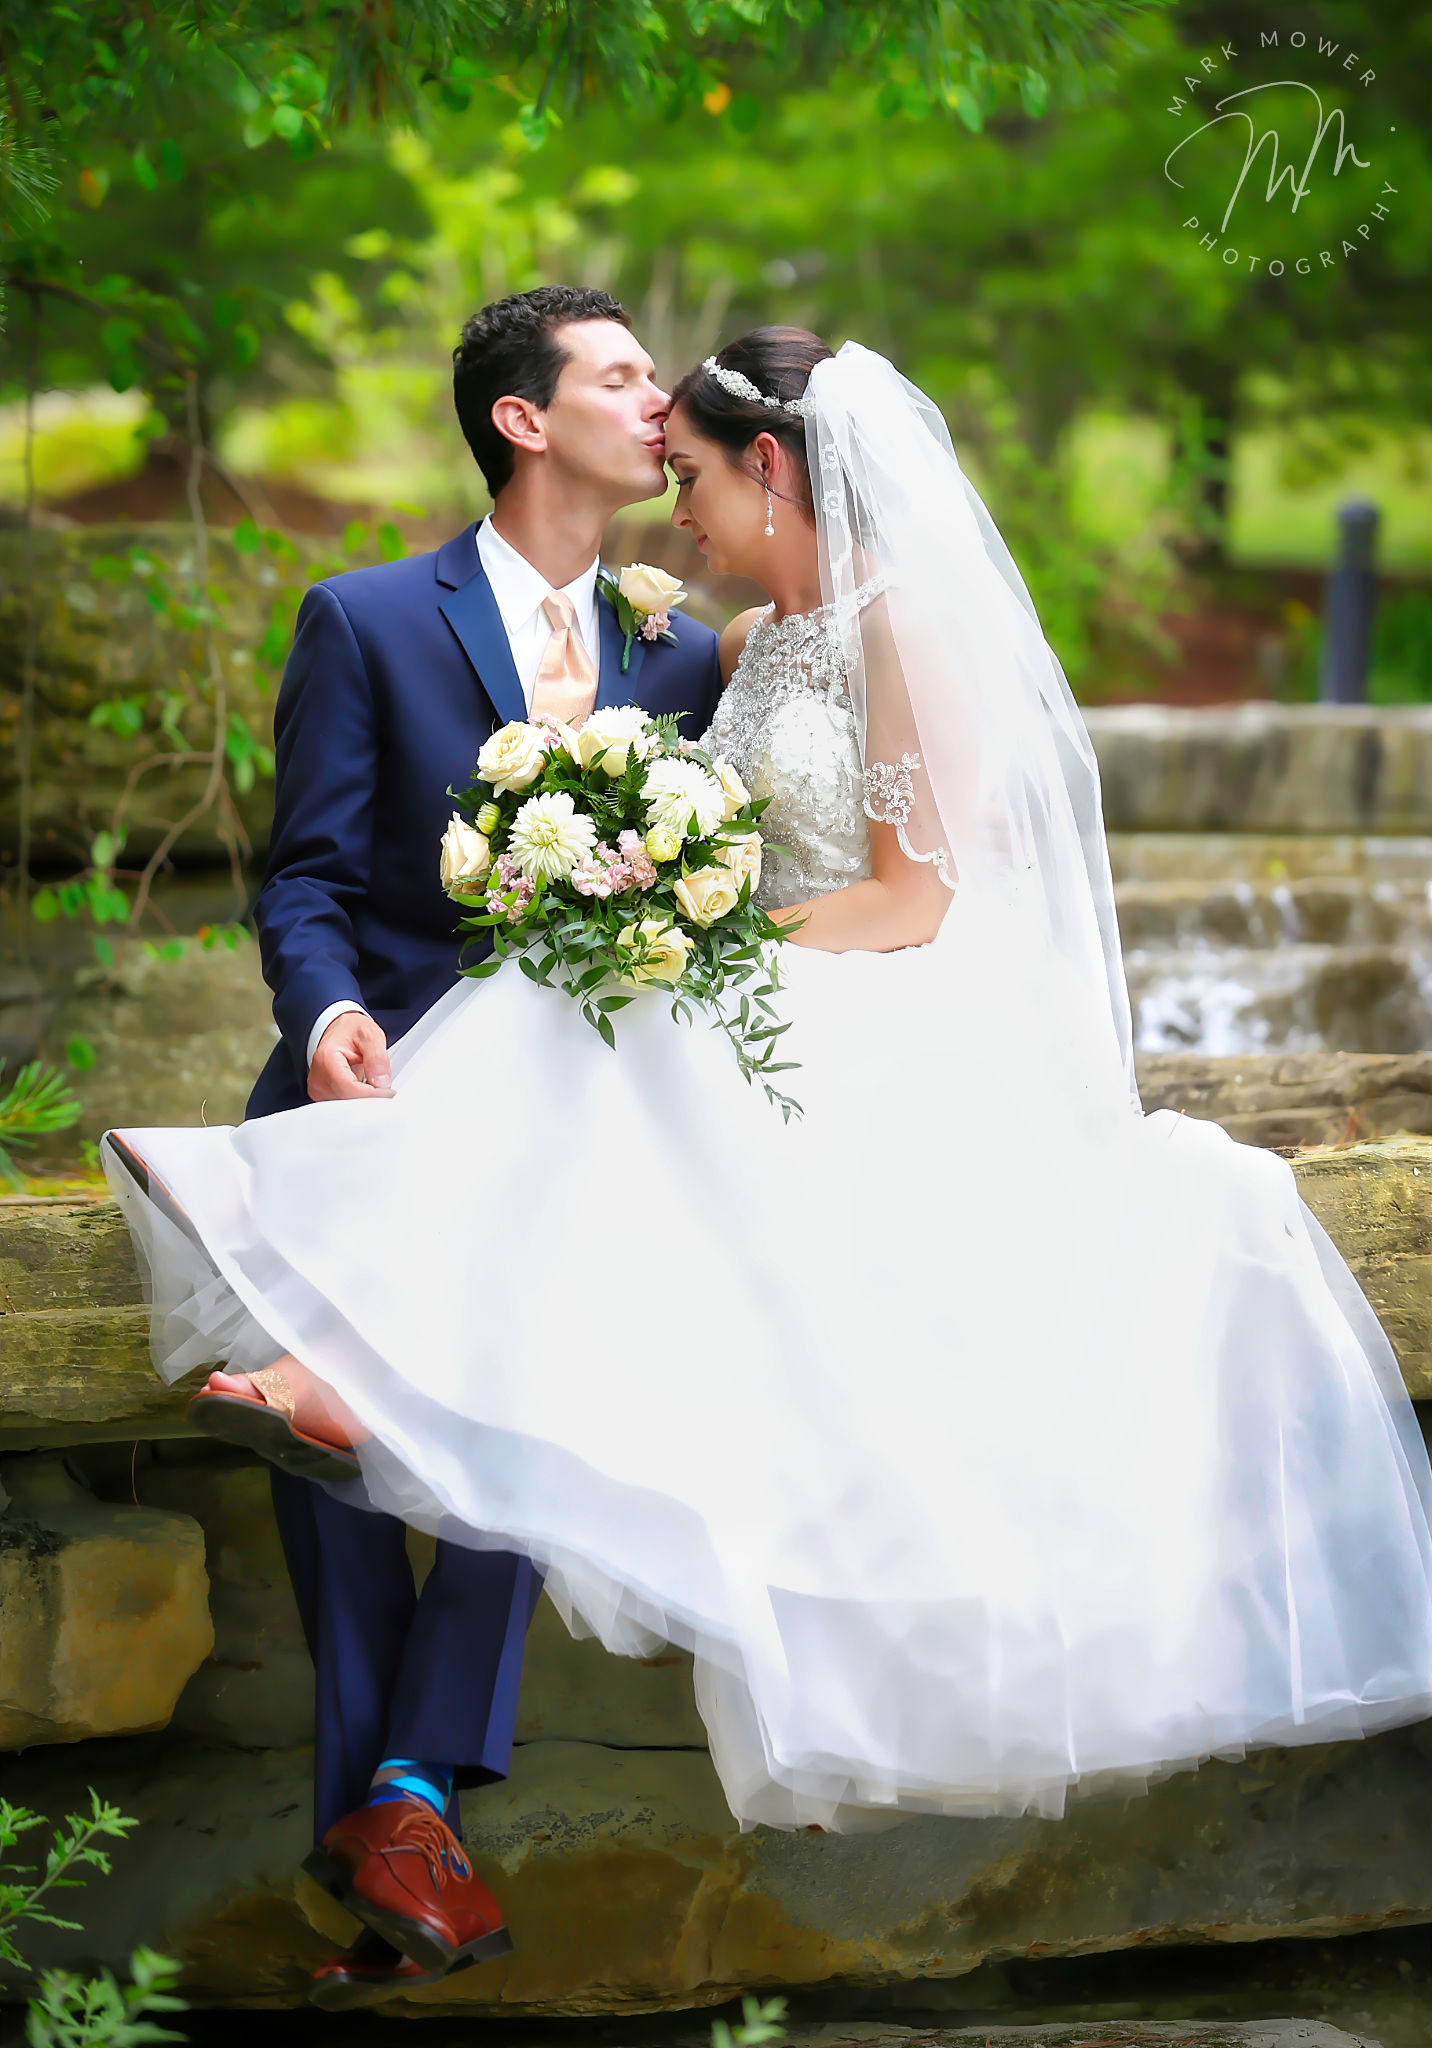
[599,562,688,672]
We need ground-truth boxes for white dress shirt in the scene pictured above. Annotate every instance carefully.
[304,519,602,1071]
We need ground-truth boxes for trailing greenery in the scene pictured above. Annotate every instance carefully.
[0,1792,184,2047]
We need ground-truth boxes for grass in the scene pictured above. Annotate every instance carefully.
[1067,411,1432,574]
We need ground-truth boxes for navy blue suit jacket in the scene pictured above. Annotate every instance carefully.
[245,521,723,1120]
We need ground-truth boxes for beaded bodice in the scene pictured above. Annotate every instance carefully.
[699,576,887,910]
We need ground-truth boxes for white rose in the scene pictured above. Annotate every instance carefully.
[672,865,741,928]
[572,705,656,777]
[439,813,492,897]
[476,720,546,794]
[642,757,725,840]
[507,791,598,884]
[711,756,751,820]
[617,563,688,616]
[616,917,693,988]
[714,831,762,896]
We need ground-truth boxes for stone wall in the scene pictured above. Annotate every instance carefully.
[0,526,290,863]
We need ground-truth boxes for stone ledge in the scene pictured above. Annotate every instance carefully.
[6,1133,1432,1445]
[1136,1051,1432,1151]
[7,1727,1432,2013]
[1086,703,1432,834]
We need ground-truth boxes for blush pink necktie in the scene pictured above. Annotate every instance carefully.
[529,590,598,725]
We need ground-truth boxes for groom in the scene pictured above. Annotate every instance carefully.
[244,284,721,2006]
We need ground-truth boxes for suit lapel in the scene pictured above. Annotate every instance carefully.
[436,526,526,731]
[595,570,646,708]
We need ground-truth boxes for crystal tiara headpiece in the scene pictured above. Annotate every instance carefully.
[701,355,817,419]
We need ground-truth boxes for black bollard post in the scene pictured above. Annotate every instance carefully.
[1319,498,1380,704]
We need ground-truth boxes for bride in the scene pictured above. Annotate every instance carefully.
[102,329,1432,1833]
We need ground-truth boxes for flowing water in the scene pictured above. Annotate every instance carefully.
[1110,837,1432,1056]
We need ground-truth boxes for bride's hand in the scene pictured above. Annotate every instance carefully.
[309,1013,395,1100]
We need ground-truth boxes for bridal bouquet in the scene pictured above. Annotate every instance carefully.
[441,706,799,1115]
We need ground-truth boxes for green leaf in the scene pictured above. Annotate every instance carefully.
[233,519,260,555]
[728,92,761,134]
[377,521,405,562]
[951,83,985,133]
[65,1036,97,1071]
[30,890,58,924]
[131,148,158,192]
[1019,67,1049,118]
[271,103,303,139]
[517,102,552,149]
[159,138,185,184]
[231,323,260,370]
[342,520,368,553]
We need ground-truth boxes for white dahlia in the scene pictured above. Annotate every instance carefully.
[508,790,598,884]
[643,757,725,840]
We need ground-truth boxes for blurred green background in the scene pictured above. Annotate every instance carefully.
[2,0,1430,714]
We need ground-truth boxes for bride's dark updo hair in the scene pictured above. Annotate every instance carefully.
[670,326,834,519]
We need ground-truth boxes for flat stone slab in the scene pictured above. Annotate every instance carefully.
[1087,704,1432,835]
[7,1133,1432,1446]
[1135,1053,1432,1151]
[7,1727,1432,2013]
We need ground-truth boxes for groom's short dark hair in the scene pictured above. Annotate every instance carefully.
[454,285,631,497]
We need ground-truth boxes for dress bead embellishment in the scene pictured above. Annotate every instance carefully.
[698,576,887,911]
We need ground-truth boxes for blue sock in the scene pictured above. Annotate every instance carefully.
[366,1757,454,1820]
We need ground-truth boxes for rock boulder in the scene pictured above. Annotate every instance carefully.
[0,1455,212,1748]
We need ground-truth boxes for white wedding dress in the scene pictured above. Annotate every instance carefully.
[104,575,1432,1831]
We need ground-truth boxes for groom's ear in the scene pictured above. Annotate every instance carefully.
[491,394,547,459]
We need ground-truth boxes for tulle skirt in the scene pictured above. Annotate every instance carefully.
[102,892,1432,1830]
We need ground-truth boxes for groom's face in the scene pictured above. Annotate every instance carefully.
[540,320,670,504]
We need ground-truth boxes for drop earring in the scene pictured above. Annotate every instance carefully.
[764,486,775,538]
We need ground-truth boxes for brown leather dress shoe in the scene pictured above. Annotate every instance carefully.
[308,1927,454,2010]
[302,1795,513,1975]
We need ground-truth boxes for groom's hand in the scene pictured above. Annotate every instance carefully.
[309,1013,394,1101]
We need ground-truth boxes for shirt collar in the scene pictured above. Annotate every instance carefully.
[476,516,600,636]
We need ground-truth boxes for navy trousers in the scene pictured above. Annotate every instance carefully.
[247,1043,545,1844]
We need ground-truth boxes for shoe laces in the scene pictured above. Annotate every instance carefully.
[390,1801,472,1885]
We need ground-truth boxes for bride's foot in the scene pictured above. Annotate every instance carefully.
[188,1356,370,1484]
[203,1361,371,1453]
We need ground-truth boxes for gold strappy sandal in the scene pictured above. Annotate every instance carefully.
[187,1366,363,1485]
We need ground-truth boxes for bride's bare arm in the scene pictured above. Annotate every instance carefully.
[770,819,952,951]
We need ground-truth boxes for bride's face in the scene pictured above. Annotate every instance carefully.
[665,406,809,581]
